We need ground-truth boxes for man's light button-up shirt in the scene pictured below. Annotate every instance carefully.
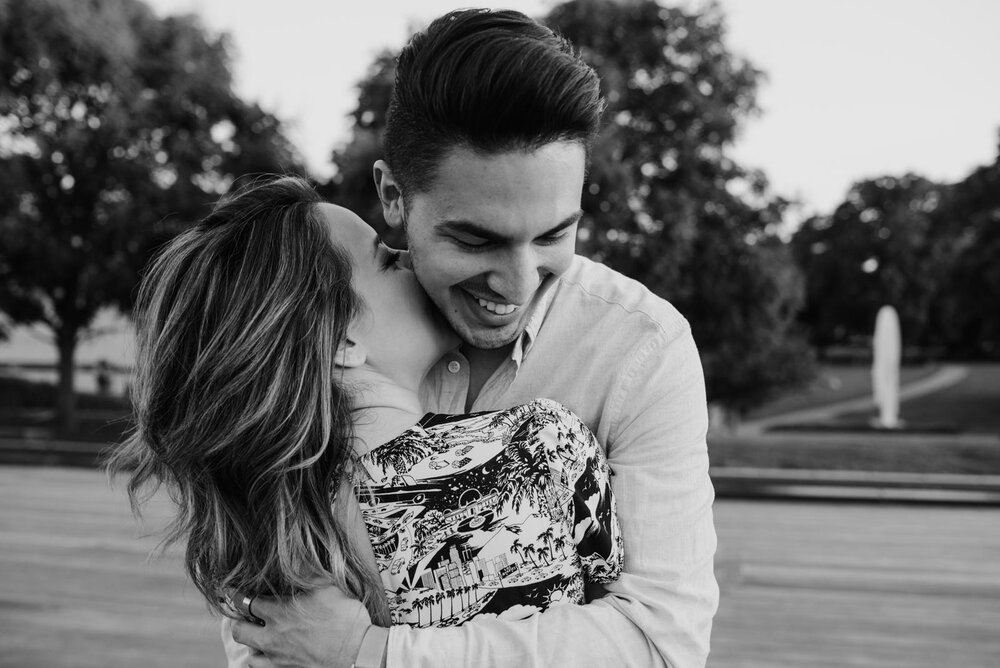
[410,254,718,668]
[446,360,461,374]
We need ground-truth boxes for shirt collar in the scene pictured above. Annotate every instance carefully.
[510,271,560,368]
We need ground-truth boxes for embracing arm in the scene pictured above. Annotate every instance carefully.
[389,326,719,667]
[223,479,388,668]
[226,326,718,667]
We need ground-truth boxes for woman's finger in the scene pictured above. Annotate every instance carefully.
[241,593,276,623]
[230,617,267,652]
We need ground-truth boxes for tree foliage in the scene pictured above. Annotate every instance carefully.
[318,51,397,239]
[933,141,1000,357]
[791,138,1000,359]
[0,0,302,433]
[791,174,947,351]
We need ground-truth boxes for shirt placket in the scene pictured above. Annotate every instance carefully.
[433,351,470,415]
[470,359,517,413]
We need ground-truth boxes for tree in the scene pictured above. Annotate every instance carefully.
[932,137,1000,357]
[318,52,398,243]
[546,0,814,411]
[790,174,948,353]
[791,132,1000,361]
[0,0,302,434]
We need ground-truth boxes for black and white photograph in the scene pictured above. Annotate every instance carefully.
[2,1,998,666]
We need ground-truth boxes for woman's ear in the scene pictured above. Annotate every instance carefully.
[373,160,405,230]
[334,338,367,368]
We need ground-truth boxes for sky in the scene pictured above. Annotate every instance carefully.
[140,0,1000,222]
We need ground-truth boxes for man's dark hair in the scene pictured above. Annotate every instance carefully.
[384,8,605,197]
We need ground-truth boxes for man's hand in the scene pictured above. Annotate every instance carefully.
[229,586,374,668]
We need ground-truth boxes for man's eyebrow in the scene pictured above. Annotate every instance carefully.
[371,234,382,259]
[435,210,583,242]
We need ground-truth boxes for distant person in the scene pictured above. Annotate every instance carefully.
[108,176,623,667]
[229,8,718,668]
[95,359,112,396]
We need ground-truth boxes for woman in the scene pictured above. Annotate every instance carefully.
[109,176,621,657]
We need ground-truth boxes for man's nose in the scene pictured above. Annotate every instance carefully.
[486,246,543,305]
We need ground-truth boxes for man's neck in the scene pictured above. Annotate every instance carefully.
[461,342,514,412]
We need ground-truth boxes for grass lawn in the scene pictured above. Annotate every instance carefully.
[712,363,1000,475]
[743,363,942,421]
[836,363,1000,434]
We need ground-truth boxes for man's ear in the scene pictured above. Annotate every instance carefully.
[373,160,405,230]
[334,338,367,368]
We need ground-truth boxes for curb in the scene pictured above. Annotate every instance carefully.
[0,437,113,468]
[5,438,1000,506]
[712,466,1000,505]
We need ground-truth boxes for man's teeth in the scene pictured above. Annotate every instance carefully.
[476,297,516,315]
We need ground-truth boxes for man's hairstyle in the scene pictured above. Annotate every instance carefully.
[384,8,605,197]
[107,175,389,625]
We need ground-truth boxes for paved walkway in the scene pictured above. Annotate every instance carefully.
[2,466,998,667]
[736,364,970,436]
[711,497,1000,668]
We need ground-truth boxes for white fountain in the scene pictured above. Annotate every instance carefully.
[871,305,902,429]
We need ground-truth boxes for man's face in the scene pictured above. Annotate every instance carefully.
[392,141,586,352]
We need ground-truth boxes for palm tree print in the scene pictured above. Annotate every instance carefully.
[537,545,551,566]
[436,592,445,621]
[523,543,538,568]
[368,434,432,476]
[553,534,569,559]
[510,538,524,563]
[413,597,425,627]
[423,594,435,626]
[537,526,556,556]
[497,430,551,515]
[485,401,559,434]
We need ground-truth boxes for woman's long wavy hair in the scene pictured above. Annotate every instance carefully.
[107,175,389,624]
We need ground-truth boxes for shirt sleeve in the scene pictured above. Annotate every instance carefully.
[387,323,718,667]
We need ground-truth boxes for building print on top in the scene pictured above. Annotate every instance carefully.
[355,399,624,628]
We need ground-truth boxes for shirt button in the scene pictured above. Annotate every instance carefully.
[447,360,461,374]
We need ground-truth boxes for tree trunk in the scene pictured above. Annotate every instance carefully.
[55,326,78,438]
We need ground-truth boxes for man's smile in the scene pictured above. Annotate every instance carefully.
[476,297,517,315]
[454,287,523,325]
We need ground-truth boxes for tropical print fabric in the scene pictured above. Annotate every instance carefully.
[354,398,622,628]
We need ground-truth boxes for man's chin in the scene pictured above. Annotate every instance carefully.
[454,322,523,352]
[435,294,529,352]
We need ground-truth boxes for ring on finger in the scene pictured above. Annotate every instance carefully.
[234,592,266,627]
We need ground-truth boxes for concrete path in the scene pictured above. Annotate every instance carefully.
[2,466,998,667]
[711,496,1000,668]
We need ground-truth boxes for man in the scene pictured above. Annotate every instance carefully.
[231,8,718,667]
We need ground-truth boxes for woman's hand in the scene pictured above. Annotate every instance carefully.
[230,586,374,668]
